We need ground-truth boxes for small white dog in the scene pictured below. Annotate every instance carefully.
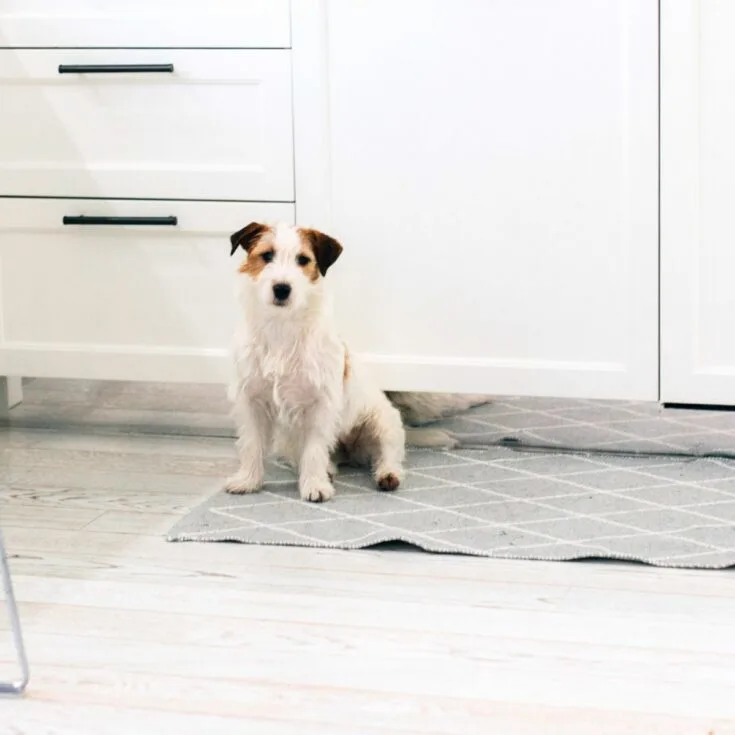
[225,221,488,502]
[226,221,406,502]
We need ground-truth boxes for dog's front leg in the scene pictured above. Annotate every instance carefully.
[298,402,339,503]
[225,396,273,494]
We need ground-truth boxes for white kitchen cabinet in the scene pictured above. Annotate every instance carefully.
[0,49,294,201]
[660,0,735,405]
[0,3,295,399]
[0,1,661,402]
[297,0,659,399]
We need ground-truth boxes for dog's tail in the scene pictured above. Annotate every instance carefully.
[405,426,459,450]
[387,391,491,426]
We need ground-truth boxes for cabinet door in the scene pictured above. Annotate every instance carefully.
[296,0,658,399]
[661,0,735,405]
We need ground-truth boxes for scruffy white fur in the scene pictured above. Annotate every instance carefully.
[225,222,406,502]
[225,222,490,502]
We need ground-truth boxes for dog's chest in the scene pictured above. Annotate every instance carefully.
[250,347,324,411]
[237,320,343,416]
[273,377,319,417]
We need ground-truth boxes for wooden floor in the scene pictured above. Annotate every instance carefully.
[1,380,735,734]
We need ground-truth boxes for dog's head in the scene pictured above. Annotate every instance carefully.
[229,222,343,312]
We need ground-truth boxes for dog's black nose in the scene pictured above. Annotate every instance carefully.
[272,282,292,302]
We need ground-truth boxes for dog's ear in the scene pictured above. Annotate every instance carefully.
[230,222,268,256]
[300,228,343,276]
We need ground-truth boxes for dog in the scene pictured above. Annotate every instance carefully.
[225,222,488,502]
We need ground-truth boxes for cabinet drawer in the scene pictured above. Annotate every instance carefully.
[0,198,294,383]
[0,49,294,201]
[0,1,290,49]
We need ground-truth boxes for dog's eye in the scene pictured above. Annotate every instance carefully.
[261,250,274,263]
[297,254,311,267]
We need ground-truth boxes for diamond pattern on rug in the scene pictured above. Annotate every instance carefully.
[430,397,735,455]
[168,447,735,569]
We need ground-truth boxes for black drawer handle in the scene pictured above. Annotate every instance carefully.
[58,64,174,74]
[63,216,178,226]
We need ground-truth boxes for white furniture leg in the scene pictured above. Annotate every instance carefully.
[0,529,29,695]
[0,377,22,417]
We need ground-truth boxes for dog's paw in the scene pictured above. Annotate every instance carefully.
[224,472,262,495]
[300,480,335,503]
[376,471,401,492]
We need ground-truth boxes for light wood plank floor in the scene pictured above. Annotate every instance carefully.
[1,380,735,734]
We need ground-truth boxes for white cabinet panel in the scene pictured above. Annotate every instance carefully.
[0,50,294,201]
[308,0,659,399]
[0,199,294,383]
[661,0,735,405]
[0,0,291,49]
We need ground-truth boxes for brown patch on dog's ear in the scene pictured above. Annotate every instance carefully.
[299,228,343,276]
[230,222,269,256]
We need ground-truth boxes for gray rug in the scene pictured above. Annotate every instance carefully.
[432,396,735,456]
[168,446,735,569]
